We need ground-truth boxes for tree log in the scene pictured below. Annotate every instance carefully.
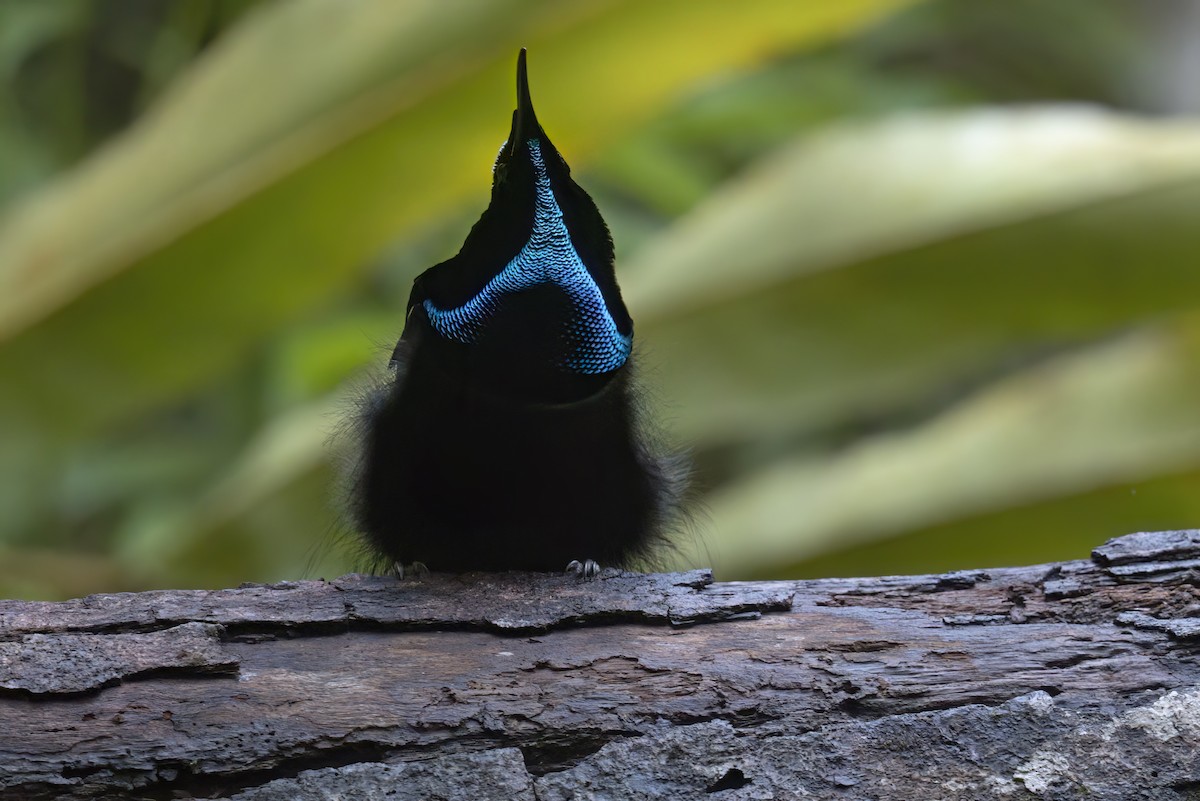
[3,530,1200,800]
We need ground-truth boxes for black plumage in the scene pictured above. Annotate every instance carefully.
[347,50,684,573]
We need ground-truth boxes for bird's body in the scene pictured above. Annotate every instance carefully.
[348,50,682,573]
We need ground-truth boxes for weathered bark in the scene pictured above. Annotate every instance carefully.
[2,531,1200,800]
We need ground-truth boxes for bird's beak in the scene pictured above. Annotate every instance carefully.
[510,48,540,156]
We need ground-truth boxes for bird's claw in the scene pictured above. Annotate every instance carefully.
[565,559,601,578]
[392,561,430,580]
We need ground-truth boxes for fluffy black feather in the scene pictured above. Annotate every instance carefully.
[346,49,684,572]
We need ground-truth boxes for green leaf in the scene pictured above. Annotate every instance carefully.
[626,108,1200,446]
[699,321,1200,578]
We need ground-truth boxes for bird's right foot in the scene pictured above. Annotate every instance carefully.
[565,559,601,578]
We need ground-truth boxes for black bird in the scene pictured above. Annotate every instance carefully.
[347,50,684,575]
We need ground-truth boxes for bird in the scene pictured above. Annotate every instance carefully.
[345,49,685,576]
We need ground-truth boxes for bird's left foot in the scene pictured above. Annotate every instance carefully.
[391,561,430,580]
[565,559,601,578]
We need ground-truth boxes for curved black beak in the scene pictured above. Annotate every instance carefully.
[510,48,540,155]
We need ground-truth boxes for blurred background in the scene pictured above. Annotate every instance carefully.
[2,0,1200,600]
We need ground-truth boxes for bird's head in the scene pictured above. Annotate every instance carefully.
[407,49,633,404]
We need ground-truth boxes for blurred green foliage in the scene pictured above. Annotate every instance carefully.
[1,0,1197,599]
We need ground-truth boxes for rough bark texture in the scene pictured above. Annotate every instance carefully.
[2,531,1200,800]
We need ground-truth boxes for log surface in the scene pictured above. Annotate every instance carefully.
[2,531,1200,800]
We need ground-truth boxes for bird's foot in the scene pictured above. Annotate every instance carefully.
[565,559,601,579]
[392,561,430,580]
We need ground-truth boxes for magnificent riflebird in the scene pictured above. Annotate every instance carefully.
[347,50,684,575]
